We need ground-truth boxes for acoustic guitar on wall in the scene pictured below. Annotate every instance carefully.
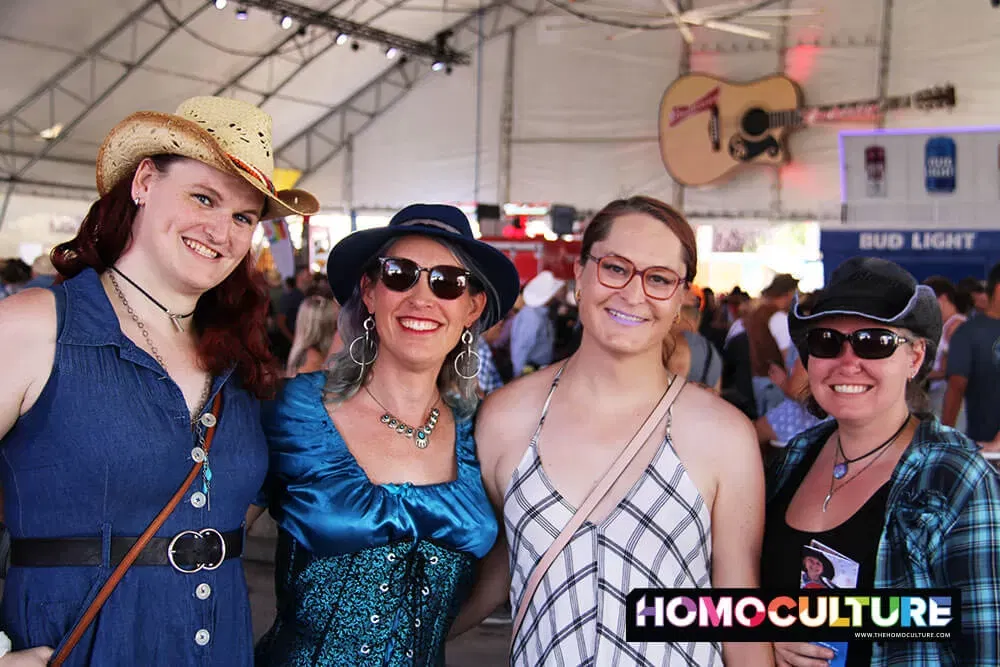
[658,73,956,187]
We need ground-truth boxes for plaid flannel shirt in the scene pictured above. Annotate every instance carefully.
[476,338,504,395]
[767,417,1000,666]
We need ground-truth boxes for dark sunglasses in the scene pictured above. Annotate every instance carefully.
[806,327,912,360]
[376,256,474,300]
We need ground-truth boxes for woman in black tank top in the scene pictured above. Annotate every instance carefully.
[762,257,1000,667]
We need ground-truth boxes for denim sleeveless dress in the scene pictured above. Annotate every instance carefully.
[0,268,268,666]
[255,372,497,666]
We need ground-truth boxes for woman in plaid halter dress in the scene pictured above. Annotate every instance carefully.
[466,197,771,666]
[503,361,719,666]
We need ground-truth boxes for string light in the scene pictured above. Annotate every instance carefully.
[235,6,248,20]
[385,46,399,59]
[280,15,293,29]
[213,0,227,8]
[335,32,349,45]
[432,61,444,72]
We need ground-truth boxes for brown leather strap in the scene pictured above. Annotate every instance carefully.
[49,392,223,667]
[509,376,686,654]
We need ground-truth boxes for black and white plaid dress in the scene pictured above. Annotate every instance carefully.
[504,368,722,666]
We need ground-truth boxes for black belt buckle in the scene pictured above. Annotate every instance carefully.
[167,528,226,573]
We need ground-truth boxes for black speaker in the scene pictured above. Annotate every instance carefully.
[476,203,502,220]
[549,205,577,236]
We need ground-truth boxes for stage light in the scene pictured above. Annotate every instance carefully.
[335,32,349,45]
[280,15,293,29]
[432,61,444,72]
[214,0,227,9]
[351,41,360,51]
[235,6,248,20]
[385,47,399,59]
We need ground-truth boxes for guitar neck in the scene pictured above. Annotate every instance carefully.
[768,94,916,128]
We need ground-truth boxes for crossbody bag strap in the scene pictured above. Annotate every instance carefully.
[509,376,687,652]
[49,392,224,667]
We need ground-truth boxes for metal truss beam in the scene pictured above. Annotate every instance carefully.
[874,0,894,129]
[0,177,96,193]
[685,208,840,222]
[0,151,94,174]
[239,0,469,65]
[497,27,516,205]
[276,0,547,180]
[213,0,347,98]
[214,0,411,107]
[671,0,692,211]
[0,1,209,185]
[769,0,792,218]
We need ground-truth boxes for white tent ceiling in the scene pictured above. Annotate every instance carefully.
[2,0,999,249]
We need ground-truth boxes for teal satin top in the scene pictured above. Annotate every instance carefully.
[256,372,498,666]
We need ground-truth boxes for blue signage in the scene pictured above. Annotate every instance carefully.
[820,230,999,285]
[822,230,1000,254]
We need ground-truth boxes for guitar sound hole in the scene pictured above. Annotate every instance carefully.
[741,108,769,137]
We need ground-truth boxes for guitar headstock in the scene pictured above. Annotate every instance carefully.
[913,84,956,110]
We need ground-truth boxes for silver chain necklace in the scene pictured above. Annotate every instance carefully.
[108,271,212,421]
[109,270,215,511]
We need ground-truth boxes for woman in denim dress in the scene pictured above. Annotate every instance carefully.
[0,96,317,666]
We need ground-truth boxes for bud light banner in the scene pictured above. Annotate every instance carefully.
[925,136,956,193]
[820,229,1000,285]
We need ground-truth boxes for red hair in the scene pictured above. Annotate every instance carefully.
[52,155,280,399]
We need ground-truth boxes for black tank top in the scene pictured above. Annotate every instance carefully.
[761,441,890,667]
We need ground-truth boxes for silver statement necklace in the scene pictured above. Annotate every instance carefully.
[365,386,440,449]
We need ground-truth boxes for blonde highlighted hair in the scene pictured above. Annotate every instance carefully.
[287,295,338,375]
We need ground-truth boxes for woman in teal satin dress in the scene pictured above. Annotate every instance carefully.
[254,204,520,666]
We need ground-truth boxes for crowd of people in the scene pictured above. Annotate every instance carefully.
[0,94,998,667]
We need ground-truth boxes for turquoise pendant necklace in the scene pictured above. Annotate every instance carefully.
[365,387,440,449]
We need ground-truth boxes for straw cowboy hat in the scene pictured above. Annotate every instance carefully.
[96,96,319,219]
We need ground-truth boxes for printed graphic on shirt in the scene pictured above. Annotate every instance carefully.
[802,540,859,667]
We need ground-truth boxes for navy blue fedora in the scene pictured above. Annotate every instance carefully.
[327,204,520,329]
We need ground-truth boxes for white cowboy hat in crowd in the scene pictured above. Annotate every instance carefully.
[522,270,565,308]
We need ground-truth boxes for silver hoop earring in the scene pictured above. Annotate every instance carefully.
[349,315,379,368]
[454,329,481,380]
